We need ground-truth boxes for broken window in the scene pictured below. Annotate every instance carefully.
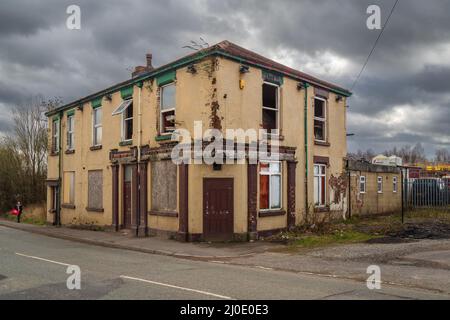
[63,171,75,205]
[377,176,383,193]
[314,164,326,206]
[151,161,177,212]
[262,83,279,134]
[160,83,176,134]
[359,175,366,194]
[393,176,398,193]
[51,119,59,153]
[314,98,326,141]
[92,107,102,146]
[88,170,103,210]
[260,162,282,210]
[112,99,133,141]
[67,115,75,150]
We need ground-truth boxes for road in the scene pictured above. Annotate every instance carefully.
[0,226,448,300]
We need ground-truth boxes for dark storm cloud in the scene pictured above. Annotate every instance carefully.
[0,0,448,157]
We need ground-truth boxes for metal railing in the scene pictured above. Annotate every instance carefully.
[404,178,450,208]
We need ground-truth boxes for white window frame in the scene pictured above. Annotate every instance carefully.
[393,176,398,193]
[314,97,327,142]
[377,176,383,193]
[314,163,327,207]
[262,82,280,136]
[121,100,133,142]
[160,83,176,135]
[92,107,102,146]
[259,161,282,211]
[359,175,366,194]
[52,119,59,153]
[67,115,75,150]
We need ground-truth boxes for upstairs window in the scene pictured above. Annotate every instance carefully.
[112,99,133,141]
[67,115,75,150]
[359,176,366,193]
[92,107,102,146]
[314,97,326,142]
[377,176,383,193]
[260,162,282,210]
[262,83,279,134]
[160,83,176,134]
[51,118,59,153]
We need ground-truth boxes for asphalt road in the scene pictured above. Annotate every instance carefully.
[0,226,448,300]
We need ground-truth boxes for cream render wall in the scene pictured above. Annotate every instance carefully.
[48,54,349,235]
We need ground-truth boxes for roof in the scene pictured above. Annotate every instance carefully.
[46,40,352,116]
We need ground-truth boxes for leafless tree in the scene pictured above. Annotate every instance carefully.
[435,148,449,162]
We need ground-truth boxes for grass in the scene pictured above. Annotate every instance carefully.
[270,208,450,252]
[1,213,47,226]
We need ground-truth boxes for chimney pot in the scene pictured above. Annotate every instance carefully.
[146,53,153,69]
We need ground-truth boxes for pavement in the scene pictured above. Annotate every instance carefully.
[0,218,280,259]
[1,218,450,298]
[1,225,448,300]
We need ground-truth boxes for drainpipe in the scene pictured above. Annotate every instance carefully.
[56,110,63,226]
[137,82,143,163]
[303,82,310,220]
[137,82,143,236]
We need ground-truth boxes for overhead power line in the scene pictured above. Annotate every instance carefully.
[350,0,400,91]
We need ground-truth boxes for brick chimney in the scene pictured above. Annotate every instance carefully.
[132,52,154,78]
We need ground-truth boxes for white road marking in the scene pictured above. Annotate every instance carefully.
[210,260,226,264]
[15,252,71,267]
[120,275,234,300]
[255,266,273,270]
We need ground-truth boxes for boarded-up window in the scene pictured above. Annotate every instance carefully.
[63,171,75,204]
[88,170,103,209]
[151,161,177,212]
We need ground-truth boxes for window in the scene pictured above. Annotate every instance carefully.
[51,119,59,153]
[151,161,177,212]
[88,170,103,210]
[260,162,282,210]
[63,171,75,205]
[50,186,58,211]
[314,97,326,141]
[262,83,279,134]
[67,115,75,150]
[359,176,366,194]
[314,164,326,206]
[92,107,102,146]
[393,176,398,193]
[160,83,176,134]
[377,176,383,193]
[112,99,133,141]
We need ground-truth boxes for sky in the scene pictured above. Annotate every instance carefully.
[0,0,449,157]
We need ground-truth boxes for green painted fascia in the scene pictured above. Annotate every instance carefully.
[52,115,60,121]
[156,70,176,86]
[91,97,102,109]
[120,86,134,99]
[66,109,75,117]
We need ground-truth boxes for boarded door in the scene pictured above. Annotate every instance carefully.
[203,178,234,241]
[123,165,132,228]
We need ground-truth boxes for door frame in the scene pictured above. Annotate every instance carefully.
[122,164,133,229]
[202,177,234,241]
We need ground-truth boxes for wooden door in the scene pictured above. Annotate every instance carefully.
[203,178,234,241]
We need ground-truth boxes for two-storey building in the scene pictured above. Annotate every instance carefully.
[45,40,351,241]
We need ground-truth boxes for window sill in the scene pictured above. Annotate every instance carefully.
[314,140,330,147]
[314,206,330,213]
[61,203,76,209]
[65,149,75,155]
[90,145,102,151]
[155,134,173,142]
[48,209,56,213]
[50,151,59,156]
[86,207,104,213]
[148,210,178,217]
[259,210,286,217]
[119,140,133,146]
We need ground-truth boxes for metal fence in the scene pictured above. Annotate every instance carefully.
[404,178,450,208]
